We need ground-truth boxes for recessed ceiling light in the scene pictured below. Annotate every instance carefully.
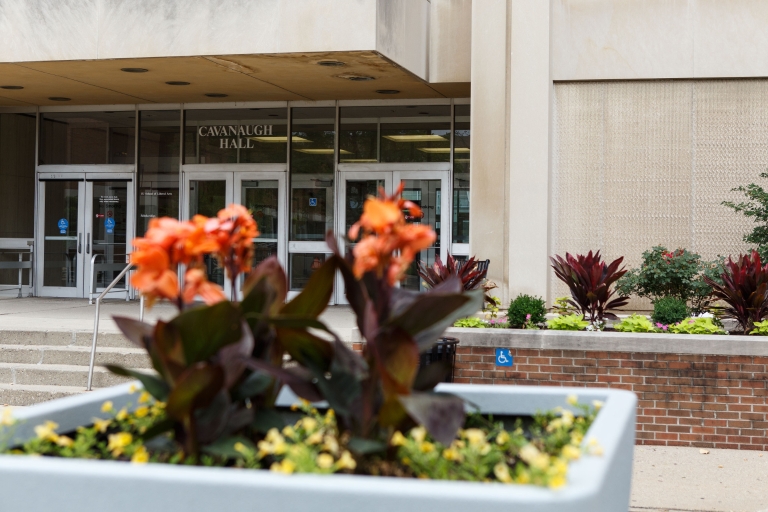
[334,74,375,82]
[121,68,148,73]
[0,85,23,90]
[376,90,400,94]
[268,114,279,117]
[204,93,228,98]
[419,112,429,115]
[318,60,346,67]
[383,135,448,142]
[48,97,71,101]
[166,81,190,86]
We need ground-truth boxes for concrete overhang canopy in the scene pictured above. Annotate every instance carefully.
[0,0,470,106]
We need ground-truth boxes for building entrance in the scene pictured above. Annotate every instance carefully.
[36,169,134,298]
[337,166,450,302]
[182,164,287,299]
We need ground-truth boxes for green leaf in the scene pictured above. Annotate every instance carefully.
[251,409,287,434]
[232,370,273,401]
[105,365,170,401]
[166,363,225,421]
[388,284,483,352]
[347,437,387,455]
[276,327,333,371]
[280,256,336,318]
[139,418,174,441]
[399,392,465,445]
[375,327,419,397]
[202,436,256,459]
[112,316,154,350]
[241,257,287,317]
[170,301,243,364]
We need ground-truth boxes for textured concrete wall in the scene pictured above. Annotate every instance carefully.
[553,0,768,80]
[551,80,761,307]
[429,0,472,83]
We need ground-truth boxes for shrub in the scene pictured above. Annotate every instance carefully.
[453,317,488,328]
[613,314,656,333]
[651,296,689,326]
[669,317,725,335]
[417,254,493,305]
[749,320,768,335]
[550,251,630,324]
[507,294,547,328]
[552,296,579,316]
[722,171,768,260]
[546,314,589,331]
[703,251,768,333]
[615,246,722,314]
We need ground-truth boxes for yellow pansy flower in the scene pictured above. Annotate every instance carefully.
[115,408,129,421]
[138,391,151,404]
[337,451,356,470]
[1,408,14,427]
[101,401,113,413]
[131,446,149,464]
[463,428,486,448]
[306,431,323,445]
[55,435,74,448]
[92,418,111,433]
[592,400,604,410]
[34,421,59,442]
[322,435,339,455]
[128,384,138,394]
[270,459,296,474]
[496,430,510,445]
[566,394,578,406]
[107,432,133,456]
[442,447,462,461]
[134,406,149,418]
[494,462,513,483]
[419,441,435,453]
[410,426,426,443]
[390,431,407,446]
[562,444,581,460]
[316,453,334,469]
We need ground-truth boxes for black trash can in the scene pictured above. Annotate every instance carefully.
[418,337,460,383]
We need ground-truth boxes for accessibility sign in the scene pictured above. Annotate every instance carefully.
[105,217,116,234]
[57,218,68,234]
[495,348,513,367]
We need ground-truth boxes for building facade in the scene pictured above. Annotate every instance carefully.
[0,0,767,307]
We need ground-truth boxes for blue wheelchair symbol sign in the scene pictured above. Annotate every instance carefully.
[57,218,68,234]
[495,348,513,367]
[105,218,116,234]
[309,197,318,207]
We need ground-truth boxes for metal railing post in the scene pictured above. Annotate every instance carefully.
[87,262,135,391]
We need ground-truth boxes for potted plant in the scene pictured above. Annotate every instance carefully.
[0,186,637,512]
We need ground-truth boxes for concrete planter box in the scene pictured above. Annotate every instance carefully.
[0,382,636,512]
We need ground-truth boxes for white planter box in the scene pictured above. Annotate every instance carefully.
[0,383,636,512]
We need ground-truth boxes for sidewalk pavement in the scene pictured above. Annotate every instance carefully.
[0,298,765,510]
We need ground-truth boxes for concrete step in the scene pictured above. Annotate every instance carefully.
[0,344,151,368]
[0,383,89,406]
[0,362,132,388]
[0,330,135,349]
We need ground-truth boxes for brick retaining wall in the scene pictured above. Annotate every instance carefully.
[447,329,768,451]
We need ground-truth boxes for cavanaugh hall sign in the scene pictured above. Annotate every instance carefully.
[198,125,274,149]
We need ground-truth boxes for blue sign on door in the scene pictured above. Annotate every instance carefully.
[57,218,68,234]
[309,197,318,207]
[105,217,116,234]
[495,348,513,367]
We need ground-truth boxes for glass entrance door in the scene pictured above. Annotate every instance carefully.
[183,167,286,299]
[336,170,449,302]
[37,173,134,298]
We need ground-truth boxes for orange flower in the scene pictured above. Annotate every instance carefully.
[130,205,259,308]
[181,268,226,305]
[348,183,436,285]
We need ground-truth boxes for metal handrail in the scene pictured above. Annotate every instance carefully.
[87,262,144,391]
[89,254,131,304]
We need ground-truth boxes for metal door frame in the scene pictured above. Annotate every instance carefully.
[36,168,134,298]
[333,166,450,304]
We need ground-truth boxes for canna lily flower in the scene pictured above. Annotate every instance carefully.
[181,268,226,305]
[348,183,436,285]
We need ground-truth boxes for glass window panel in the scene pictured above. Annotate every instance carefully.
[92,181,128,289]
[184,109,287,164]
[241,180,279,268]
[138,110,180,235]
[400,179,441,291]
[290,108,335,241]
[43,181,79,287]
[0,113,35,239]
[189,180,226,286]
[340,105,451,163]
[39,111,135,165]
[289,253,330,291]
[453,105,470,244]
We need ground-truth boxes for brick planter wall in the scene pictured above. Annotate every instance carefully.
[447,329,768,451]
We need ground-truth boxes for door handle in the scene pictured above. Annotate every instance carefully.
[86,233,90,254]
[78,233,82,254]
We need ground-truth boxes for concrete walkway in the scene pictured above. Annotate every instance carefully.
[0,298,765,510]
